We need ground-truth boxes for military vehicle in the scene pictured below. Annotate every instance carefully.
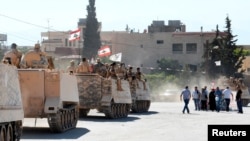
[218,75,250,107]
[130,80,151,113]
[0,63,24,140]
[3,44,79,133]
[240,74,250,106]
[75,73,132,119]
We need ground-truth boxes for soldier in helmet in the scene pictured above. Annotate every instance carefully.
[2,43,23,68]
[76,57,91,73]
[135,67,147,90]
[66,60,77,74]
[20,43,48,68]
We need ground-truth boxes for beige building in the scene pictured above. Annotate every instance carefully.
[100,31,215,71]
[40,19,222,71]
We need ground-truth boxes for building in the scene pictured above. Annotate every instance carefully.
[100,31,215,71]
[40,19,224,71]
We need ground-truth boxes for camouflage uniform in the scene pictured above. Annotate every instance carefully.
[66,60,76,74]
[76,58,91,73]
[2,43,22,68]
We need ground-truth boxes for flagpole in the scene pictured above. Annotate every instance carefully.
[78,40,81,64]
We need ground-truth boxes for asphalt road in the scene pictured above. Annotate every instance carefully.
[20,101,250,141]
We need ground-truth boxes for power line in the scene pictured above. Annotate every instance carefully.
[0,13,48,30]
[0,13,65,32]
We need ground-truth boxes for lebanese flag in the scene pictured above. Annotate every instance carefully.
[98,46,111,57]
[69,28,80,41]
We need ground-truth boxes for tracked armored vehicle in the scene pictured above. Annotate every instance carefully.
[130,80,151,113]
[3,43,79,133]
[75,73,132,119]
[0,63,23,140]
[219,75,250,107]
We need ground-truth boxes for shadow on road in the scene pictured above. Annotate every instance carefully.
[130,111,158,116]
[21,127,89,140]
[79,115,140,122]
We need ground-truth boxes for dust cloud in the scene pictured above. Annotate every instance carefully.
[151,74,228,102]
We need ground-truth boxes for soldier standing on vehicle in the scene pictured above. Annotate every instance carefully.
[66,60,77,74]
[135,67,147,90]
[76,57,91,73]
[2,43,22,68]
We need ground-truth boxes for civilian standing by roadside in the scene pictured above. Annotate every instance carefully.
[192,86,201,111]
[215,87,223,112]
[200,86,208,111]
[180,86,191,114]
[208,88,216,111]
[222,86,234,112]
[236,85,243,114]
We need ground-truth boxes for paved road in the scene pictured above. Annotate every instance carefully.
[20,101,250,141]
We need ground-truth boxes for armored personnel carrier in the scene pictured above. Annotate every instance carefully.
[219,75,250,107]
[75,73,132,119]
[3,43,79,133]
[0,63,24,140]
[130,80,151,113]
[240,74,250,106]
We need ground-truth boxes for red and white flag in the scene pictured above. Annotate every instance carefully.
[69,28,80,41]
[98,46,111,57]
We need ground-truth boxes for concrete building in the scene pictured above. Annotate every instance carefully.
[100,31,215,71]
[39,19,226,71]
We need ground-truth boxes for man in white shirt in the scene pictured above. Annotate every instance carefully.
[222,86,234,112]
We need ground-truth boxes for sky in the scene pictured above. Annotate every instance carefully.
[0,0,250,46]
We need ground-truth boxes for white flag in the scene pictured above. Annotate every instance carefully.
[215,60,221,66]
[109,53,122,62]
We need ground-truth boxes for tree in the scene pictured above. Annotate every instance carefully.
[156,58,182,75]
[82,0,101,59]
[202,15,245,78]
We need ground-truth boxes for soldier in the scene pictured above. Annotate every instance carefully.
[135,67,147,90]
[2,43,23,68]
[66,60,77,74]
[126,66,135,85]
[108,62,124,91]
[76,57,91,73]
[93,58,106,77]
[116,63,127,80]
[116,63,127,91]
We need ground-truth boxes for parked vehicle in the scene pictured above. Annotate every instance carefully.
[0,63,23,140]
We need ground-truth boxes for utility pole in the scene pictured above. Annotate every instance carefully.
[47,19,50,52]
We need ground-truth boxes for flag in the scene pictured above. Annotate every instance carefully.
[98,46,111,57]
[109,52,122,62]
[69,29,80,41]
[215,60,221,66]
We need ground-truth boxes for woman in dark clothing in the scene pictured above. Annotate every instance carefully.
[208,88,216,111]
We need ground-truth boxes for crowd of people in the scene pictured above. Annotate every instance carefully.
[66,58,148,91]
[1,42,148,91]
[180,85,244,114]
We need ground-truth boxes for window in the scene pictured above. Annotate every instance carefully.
[186,43,197,54]
[156,40,164,44]
[65,39,68,47]
[172,43,183,54]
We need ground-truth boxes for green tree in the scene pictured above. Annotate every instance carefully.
[202,15,245,78]
[156,58,182,75]
[82,0,101,59]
